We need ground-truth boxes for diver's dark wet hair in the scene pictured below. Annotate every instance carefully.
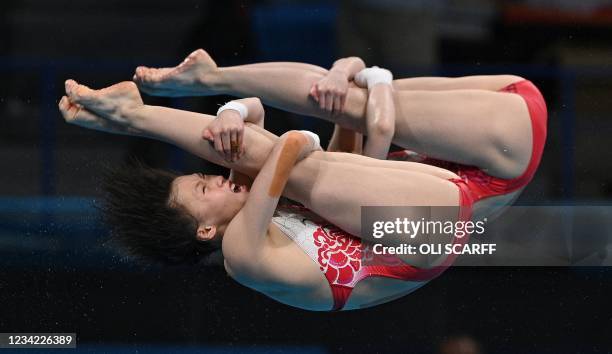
[99,160,217,266]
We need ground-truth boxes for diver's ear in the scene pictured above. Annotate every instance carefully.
[196,225,217,242]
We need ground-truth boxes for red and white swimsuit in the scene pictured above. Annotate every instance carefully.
[271,81,545,310]
[272,181,473,311]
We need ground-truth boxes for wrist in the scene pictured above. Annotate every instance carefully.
[329,67,350,79]
[217,101,248,120]
[349,56,366,71]
[299,130,321,151]
[355,66,393,90]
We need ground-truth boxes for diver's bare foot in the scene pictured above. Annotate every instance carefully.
[133,49,219,97]
[64,80,144,127]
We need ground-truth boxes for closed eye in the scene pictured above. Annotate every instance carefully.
[197,173,207,195]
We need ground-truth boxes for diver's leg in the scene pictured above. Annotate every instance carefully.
[134,51,531,178]
[392,75,525,92]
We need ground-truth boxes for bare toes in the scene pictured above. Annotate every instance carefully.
[58,95,68,109]
[65,80,83,100]
[135,66,151,82]
[58,96,81,122]
[135,66,145,76]
[64,79,77,95]
[65,80,94,103]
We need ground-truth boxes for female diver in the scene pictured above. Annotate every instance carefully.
[133,50,547,220]
[59,79,471,311]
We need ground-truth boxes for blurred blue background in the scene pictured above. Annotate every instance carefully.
[1,1,612,353]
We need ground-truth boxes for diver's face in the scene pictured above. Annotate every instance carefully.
[171,173,248,236]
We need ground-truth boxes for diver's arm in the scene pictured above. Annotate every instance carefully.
[233,97,265,127]
[310,57,366,114]
[330,56,366,81]
[203,97,266,162]
[362,83,396,159]
[354,67,396,159]
[222,131,319,272]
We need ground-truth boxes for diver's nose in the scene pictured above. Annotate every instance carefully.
[215,175,225,187]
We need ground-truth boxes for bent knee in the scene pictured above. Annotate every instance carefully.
[369,118,395,138]
[486,97,533,178]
